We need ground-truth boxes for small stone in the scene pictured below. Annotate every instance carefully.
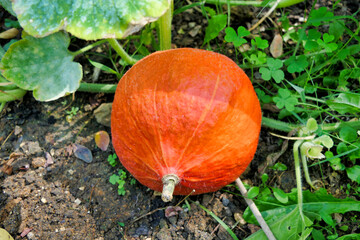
[14,125,22,135]
[79,186,85,191]
[68,169,74,175]
[23,171,36,184]
[20,141,42,155]
[41,198,47,204]
[222,197,230,206]
[74,198,81,205]
[32,157,46,168]
[94,103,112,127]
[27,232,35,239]
[188,22,196,28]
[60,227,65,231]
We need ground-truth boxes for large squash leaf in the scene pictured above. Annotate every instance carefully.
[245,206,313,240]
[12,0,170,40]
[0,32,82,101]
[244,188,360,226]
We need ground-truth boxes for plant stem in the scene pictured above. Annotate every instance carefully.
[161,174,180,202]
[293,140,305,223]
[107,39,137,65]
[158,0,173,50]
[262,117,298,132]
[77,82,117,93]
[72,39,108,56]
[235,178,276,240]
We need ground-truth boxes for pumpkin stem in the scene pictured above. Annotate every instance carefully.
[161,174,180,202]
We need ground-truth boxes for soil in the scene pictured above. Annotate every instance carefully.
[1,1,359,239]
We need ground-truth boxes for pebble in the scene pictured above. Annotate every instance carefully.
[74,198,81,205]
[23,171,36,184]
[32,157,46,168]
[27,232,35,239]
[135,225,149,236]
[41,198,47,204]
[222,197,230,207]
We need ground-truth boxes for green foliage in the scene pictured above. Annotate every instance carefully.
[1,32,82,101]
[107,153,118,167]
[224,26,250,47]
[273,88,298,111]
[244,188,360,239]
[109,169,135,196]
[11,0,170,40]
[259,58,284,83]
[204,14,227,45]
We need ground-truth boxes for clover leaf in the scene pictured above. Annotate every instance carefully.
[308,7,334,27]
[259,58,284,83]
[250,52,267,65]
[224,26,250,47]
[273,88,298,111]
[317,33,338,53]
[285,55,308,73]
[251,37,269,50]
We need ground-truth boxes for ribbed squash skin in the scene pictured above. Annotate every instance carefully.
[111,48,261,195]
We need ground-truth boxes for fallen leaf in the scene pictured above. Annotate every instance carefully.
[165,206,183,218]
[94,131,110,151]
[0,228,14,240]
[74,144,93,163]
[270,34,283,58]
[0,28,19,39]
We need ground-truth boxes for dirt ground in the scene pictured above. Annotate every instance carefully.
[1,0,359,239]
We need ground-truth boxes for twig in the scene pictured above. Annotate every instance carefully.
[235,178,276,240]
[248,0,281,32]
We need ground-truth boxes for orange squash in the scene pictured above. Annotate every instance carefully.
[111,48,261,201]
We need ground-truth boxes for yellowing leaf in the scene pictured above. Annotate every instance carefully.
[95,130,110,151]
[0,228,14,240]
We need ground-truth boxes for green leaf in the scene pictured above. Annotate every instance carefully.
[269,162,288,171]
[272,188,288,204]
[0,0,16,16]
[325,151,344,171]
[327,93,360,114]
[313,135,333,149]
[255,89,272,104]
[245,206,312,240]
[340,126,358,143]
[346,165,360,184]
[272,69,285,83]
[267,58,283,70]
[261,173,269,184]
[224,27,247,47]
[247,187,260,199]
[273,88,298,112]
[337,234,360,240]
[109,174,120,185]
[306,118,318,133]
[1,32,82,101]
[204,14,227,44]
[308,7,334,27]
[13,0,170,40]
[250,52,267,65]
[251,37,269,50]
[285,55,308,73]
[244,188,360,227]
[237,26,250,38]
[259,67,271,81]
